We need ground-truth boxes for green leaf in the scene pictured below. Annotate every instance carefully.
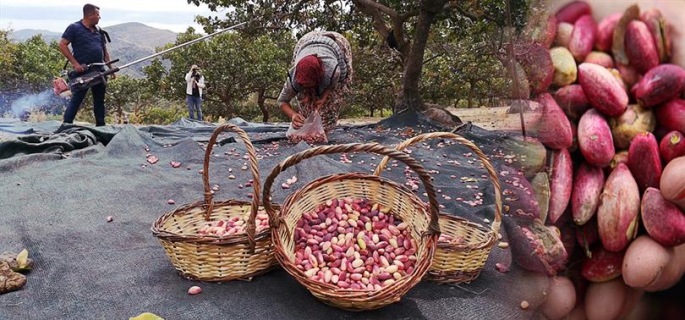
[129,312,165,320]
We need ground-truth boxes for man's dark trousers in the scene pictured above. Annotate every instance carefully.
[64,82,106,126]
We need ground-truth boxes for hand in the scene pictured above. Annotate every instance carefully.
[291,113,305,129]
[108,63,117,80]
[73,63,85,73]
[314,98,325,110]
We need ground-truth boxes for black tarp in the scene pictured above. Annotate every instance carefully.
[1,114,556,319]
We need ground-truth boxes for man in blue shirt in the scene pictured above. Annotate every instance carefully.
[58,4,116,126]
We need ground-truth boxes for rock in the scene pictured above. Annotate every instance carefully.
[0,261,27,294]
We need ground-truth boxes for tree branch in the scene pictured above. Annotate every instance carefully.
[423,53,444,65]
[399,11,419,22]
[353,0,398,19]
[352,0,392,38]
[452,3,500,25]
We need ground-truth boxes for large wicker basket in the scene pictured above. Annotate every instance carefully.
[262,142,441,311]
[151,124,278,282]
[374,132,502,284]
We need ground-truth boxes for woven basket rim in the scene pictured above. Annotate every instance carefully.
[151,123,274,248]
[373,131,502,235]
[261,143,442,310]
[151,199,281,245]
[263,143,441,233]
[435,214,498,250]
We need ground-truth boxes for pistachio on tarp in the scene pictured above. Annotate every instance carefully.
[0,261,27,294]
[503,218,568,276]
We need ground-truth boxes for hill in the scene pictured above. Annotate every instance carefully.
[10,22,177,78]
[9,29,61,43]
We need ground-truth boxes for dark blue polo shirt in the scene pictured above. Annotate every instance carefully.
[62,21,105,67]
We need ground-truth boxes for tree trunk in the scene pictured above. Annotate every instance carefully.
[468,81,475,108]
[218,92,234,118]
[395,0,445,112]
[116,103,123,124]
[257,88,269,122]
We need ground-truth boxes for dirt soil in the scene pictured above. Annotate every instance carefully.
[339,106,526,132]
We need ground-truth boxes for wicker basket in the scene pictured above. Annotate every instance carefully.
[262,142,441,311]
[374,132,502,284]
[151,124,278,282]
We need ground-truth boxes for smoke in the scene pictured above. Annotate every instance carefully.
[10,90,54,118]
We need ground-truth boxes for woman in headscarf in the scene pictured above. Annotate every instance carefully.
[277,31,353,135]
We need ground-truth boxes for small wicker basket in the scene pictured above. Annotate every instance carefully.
[151,124,278,282]
[262,142,441,311]
[374,132,502,284]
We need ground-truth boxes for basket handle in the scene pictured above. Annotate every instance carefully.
[262,142,441,235]
[373,132,502,234]
[203,123,261,250]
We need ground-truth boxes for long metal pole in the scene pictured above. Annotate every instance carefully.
[116,21,248,70]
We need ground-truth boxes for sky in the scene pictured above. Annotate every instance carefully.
[0,0,220,34]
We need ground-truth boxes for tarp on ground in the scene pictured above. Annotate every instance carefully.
[2,113,553,319]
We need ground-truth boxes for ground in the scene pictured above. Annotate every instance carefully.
[0,107,522,143]
[339,106,525,132]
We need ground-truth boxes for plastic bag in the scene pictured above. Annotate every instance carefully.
[52,77,72,98]
[286,110,328,144]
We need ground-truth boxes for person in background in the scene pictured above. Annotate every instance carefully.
[58,3,116,126]
[277,31,353,134]
[185,64,205,121]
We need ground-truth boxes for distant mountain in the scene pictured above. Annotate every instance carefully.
[103,22,177,77]
[10,22,178,78]
[9,29,62,43]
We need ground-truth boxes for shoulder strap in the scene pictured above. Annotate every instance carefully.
[96,26,111,44]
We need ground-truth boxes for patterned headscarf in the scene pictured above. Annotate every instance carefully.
[295,55,324,89]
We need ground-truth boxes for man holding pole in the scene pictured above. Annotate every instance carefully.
[58,3,116,126]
